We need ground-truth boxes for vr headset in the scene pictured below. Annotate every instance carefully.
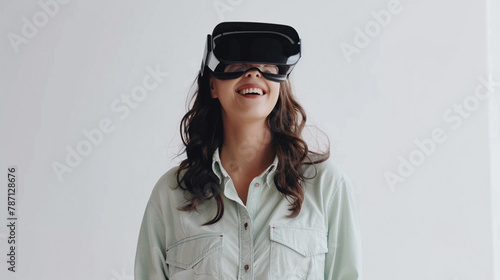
[200,22,301,82]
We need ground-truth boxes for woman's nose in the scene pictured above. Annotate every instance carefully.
[244,68,262,78]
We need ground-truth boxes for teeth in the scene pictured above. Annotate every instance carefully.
[237,88,264,95]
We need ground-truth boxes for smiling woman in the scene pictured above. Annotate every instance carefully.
[134,21,363,280]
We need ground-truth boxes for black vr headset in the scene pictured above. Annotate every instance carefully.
[200,22,301,82]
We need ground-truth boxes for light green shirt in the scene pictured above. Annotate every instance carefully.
[135,147,363,279]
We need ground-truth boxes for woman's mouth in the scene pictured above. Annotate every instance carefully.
[236,87,266,96]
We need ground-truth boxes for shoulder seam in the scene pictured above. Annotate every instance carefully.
[325,171,347,211]
[147,200,166,229]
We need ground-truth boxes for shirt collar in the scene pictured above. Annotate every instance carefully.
[211,147,279,188]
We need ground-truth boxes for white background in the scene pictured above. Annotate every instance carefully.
[0,0,499,279]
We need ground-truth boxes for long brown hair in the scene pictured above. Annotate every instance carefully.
[175,71,329,225]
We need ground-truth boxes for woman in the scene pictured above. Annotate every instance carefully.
[135,21,363,280]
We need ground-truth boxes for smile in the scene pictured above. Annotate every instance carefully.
[236,88,266,96]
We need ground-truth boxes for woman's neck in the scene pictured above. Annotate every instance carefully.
[219,118,275,176]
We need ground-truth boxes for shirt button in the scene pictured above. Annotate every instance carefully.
[244,222,248,230]
[254,182,260,188]
[244,264,249,271]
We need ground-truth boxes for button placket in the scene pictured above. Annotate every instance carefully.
[238,205,253,279]
[247,179,264,221]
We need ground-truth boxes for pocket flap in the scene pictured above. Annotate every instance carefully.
[270,225,328,257]
[165,233,223,269]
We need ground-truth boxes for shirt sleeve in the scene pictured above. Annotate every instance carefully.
[134,200,169,280]
[325,172,363,280]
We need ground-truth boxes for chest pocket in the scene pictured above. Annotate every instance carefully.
[270,225,328,280]
[165,233,223,280]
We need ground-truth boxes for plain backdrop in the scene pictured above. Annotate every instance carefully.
[1,0,499,279]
